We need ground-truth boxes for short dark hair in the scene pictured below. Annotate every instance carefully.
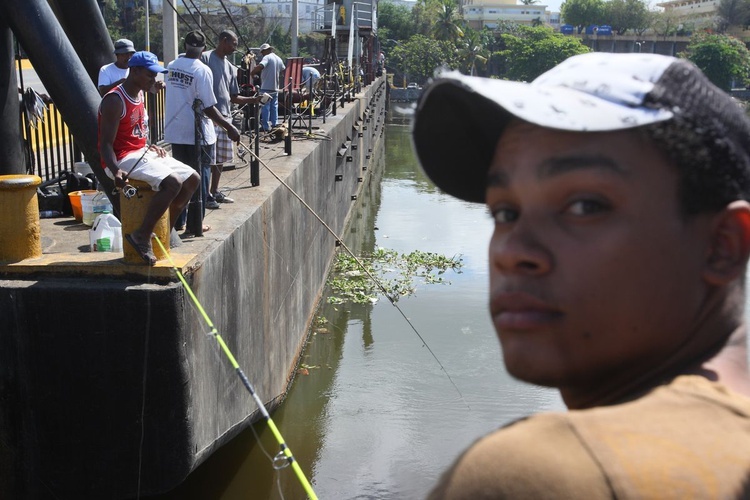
[219,30,237,42]
[641,61,750,215]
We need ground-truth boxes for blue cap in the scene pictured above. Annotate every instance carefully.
[128,51,167,73]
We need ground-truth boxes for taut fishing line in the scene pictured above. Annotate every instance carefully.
[151,236,319,499]
[236,141,471,410]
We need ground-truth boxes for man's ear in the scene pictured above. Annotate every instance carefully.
[704,200,750,286]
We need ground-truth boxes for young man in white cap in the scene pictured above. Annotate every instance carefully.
[413,53,750,497]
[250,43,286,133]
[99,51,199,265]
[97,38,135,96]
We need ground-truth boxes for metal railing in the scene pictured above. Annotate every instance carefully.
[20,88,166,184]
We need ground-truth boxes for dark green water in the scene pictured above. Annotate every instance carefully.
[152,120,562,500]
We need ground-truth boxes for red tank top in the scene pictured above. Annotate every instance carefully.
[98,85,148,167]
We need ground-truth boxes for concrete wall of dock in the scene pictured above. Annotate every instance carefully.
[0,78,388,499]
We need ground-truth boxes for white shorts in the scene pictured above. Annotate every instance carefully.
[107,148,196,192]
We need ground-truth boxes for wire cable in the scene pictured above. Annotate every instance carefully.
[216,0,253,53]
[237,141,471,410]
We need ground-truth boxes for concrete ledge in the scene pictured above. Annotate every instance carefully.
[0,78,389,498]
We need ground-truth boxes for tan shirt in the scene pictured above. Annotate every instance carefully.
[428,375,750,499]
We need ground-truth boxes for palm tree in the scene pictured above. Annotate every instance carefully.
[520,0,540,4]
[458,30,488,76]
[431,0,465,42]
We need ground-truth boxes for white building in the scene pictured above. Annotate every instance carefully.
[462,0,558,30]
[655,0,719,30]
[242,0,327,33]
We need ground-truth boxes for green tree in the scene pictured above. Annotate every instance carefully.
[390,34,457,84]
[410,0,443,36]
[651,9,681,37]
[680,33,750,91]
[560,0,605,33]
[431,0,465,42]
[457,28,489,76]
[716,0,750,32]
[604,0,651,35]
[378,1,415,41]
[498,25,590,81]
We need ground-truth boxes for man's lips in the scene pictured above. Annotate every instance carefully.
[490,291,563,330]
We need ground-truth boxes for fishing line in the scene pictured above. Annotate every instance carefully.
[151,236,318,500]
[185,0,222,40]
[179,0,209,38]
[236,141,471,410]
[216,0,253,53]
[162,0,202,36]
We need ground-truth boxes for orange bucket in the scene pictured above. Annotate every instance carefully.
[68,190,97,222]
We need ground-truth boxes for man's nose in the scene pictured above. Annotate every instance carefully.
[490,219,552,276]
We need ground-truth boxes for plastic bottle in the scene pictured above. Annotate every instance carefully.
[89,211,123,252]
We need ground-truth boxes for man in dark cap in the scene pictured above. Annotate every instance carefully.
[413,52,750,498]
[98,38,135,96]
[165,30,240,234]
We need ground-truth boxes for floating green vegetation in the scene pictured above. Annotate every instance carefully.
[326,248,463,304]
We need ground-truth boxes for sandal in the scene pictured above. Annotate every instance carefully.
[125,233,157,266]
[182,225,211,236]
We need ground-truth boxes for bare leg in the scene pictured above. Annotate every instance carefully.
[129,174,188,247]
[169,172,200,229]
[210,163,223,197]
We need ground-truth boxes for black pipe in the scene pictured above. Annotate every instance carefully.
[51,0,115,87]
[0,20,24,175]
[0,0,115,202]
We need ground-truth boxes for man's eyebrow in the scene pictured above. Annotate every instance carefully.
[486,155,627,188]
[538,155,627,178]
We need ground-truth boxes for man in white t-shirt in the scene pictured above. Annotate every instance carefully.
[98,39,135,97]
[165,30,240,235]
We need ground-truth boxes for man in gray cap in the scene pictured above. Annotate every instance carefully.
[98,38,135,96]
[413,53,750,497]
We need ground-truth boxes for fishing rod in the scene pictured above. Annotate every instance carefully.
[185,0,222,40]
[151,235,319,500]
[216,0,253,54]
[236,141,471,410]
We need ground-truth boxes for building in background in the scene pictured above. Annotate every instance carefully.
[463,0,560,30]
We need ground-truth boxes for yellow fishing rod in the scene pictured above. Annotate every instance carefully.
[152,236,318,500]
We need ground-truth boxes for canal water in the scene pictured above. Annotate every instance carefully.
[152,117,563,500]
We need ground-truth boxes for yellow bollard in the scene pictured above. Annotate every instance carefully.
[0,174,42,263]
[120,179,170,264]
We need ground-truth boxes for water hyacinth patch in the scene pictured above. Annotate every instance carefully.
[326,247,463,304]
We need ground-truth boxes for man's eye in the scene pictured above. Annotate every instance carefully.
[566,199,610,216]
[490,207,519,224]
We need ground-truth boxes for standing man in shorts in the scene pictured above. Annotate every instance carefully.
[99,51,199,265]
[201,30,258,208]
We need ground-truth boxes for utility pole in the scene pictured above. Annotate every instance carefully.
[145,0,150,52]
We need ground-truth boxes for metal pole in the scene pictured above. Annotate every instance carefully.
[0,19,23,175]
[144,0,150,52]
[291,0,299,57]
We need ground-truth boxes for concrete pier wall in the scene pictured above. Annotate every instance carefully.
[0,78,388,499]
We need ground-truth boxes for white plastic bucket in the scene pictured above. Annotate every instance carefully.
[89,212,122,252]
[81,191,112,226]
